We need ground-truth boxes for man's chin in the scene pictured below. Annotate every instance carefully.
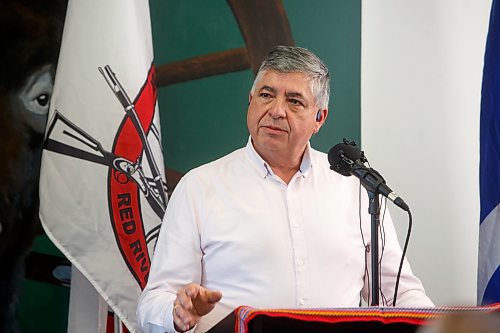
[260,139,289,153]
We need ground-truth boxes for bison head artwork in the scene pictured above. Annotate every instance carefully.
[0,0,66,331]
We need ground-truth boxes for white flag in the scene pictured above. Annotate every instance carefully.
[39,1,167,331]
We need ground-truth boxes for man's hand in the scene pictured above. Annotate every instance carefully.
[172,283,222,332]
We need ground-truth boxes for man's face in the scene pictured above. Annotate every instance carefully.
[247,70,326,162]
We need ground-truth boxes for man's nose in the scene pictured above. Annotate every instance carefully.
[267,98,287,119]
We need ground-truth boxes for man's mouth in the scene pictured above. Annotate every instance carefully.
[262,125,287,133]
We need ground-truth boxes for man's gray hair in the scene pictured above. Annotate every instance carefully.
[250,45,330,110]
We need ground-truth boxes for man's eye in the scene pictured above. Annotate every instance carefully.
[36,94,50,107]
[289,99,302,106]
[260,93,272,98]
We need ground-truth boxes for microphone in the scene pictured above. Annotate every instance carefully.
[328,139,409,211]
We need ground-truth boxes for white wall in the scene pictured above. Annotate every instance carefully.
[361,0,491,305]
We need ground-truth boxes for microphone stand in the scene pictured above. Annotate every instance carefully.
[349,163,384,306]
[329,141,409,307]
[330,144,387,306]
[367,190,380,306]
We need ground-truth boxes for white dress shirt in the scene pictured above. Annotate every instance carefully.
[137,139,433,333]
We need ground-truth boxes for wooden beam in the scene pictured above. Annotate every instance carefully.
[227,0,294,73]
[156,47,251,87]
[25,251,71,287]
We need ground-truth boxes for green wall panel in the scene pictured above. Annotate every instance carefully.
[19,279,69,333]
[284,0,361,152]
[18,238,69,332]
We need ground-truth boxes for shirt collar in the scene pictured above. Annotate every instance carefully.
[299,143,313,176]
[245,137,313,179]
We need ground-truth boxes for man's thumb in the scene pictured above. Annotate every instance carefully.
[206,290,222,304]
[194,289,222,316]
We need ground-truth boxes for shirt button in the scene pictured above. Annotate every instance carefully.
[292,223,299,228]
[297,259,304,266]
[299,298,305,306]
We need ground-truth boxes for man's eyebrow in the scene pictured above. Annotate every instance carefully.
[285,91,305,99]
[259,86,277,94]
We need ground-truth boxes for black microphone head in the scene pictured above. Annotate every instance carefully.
[328,140,364,176]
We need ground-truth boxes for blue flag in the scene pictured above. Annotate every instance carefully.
[478,0,500,306]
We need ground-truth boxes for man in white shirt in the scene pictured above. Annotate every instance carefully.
[137,46,433,333]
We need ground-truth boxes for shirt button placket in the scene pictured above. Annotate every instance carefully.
[287,179,308,308]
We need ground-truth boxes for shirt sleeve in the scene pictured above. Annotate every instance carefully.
[361,199,435,307]
[137,175,203,332]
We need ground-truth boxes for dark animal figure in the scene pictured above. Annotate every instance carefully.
[0,1,66,331]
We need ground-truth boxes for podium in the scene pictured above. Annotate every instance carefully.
[207,304,500,333]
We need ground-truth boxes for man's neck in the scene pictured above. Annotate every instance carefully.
[268,163,300,185]
[255,146,306,185]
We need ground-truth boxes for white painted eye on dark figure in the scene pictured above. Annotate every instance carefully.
[15,64,54,133]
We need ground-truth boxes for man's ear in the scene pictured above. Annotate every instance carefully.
[314,108,328,133]
[248,93,253,105]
